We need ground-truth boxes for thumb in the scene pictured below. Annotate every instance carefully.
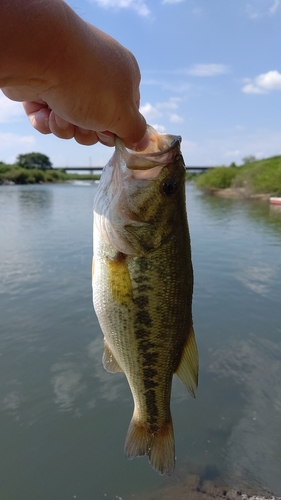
[111,105,149,151]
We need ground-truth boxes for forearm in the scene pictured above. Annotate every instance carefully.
[0,0,70,96]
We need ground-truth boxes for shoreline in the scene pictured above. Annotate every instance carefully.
[131,473,281,500]
[203,187,271,201]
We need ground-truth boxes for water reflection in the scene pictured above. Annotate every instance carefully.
[209,336,281,494]
[270,204,281,215]
[87,338,130,404]
[196,190,281,238]
[49,337,130,415]
[51,361,87,411]
[18,186,53,212]
[236,262,276,296]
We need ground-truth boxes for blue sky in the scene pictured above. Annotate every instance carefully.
[1,0,281,167]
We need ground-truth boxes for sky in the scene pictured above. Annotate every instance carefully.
[1,0,281,168]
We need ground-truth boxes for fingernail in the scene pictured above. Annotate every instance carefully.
[134,130,150,152]
[54,115,69,130]
[44,116,50,129]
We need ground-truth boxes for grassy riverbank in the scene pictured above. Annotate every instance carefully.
[2,155,281,196]
[0,164,100,184]
[195,155,281,197]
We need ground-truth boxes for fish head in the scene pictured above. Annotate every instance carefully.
[94,126,187,256]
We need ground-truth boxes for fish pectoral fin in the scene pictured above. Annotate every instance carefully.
[176,325,199,398]
[102,340,123,373]
[124,415,175,476]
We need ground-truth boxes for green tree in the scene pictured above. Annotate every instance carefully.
[16,152,53,170]
[242,155,256,165]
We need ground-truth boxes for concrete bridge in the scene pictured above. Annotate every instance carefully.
[55,166,213,174]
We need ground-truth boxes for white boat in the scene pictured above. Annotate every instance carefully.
[269,197,281,205]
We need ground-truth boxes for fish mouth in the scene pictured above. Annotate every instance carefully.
[115,125,182,175]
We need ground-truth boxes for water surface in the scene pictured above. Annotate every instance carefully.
[0,183,281,499]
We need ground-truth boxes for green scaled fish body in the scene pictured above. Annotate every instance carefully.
[92,127,198,475]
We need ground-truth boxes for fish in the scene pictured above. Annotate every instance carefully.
[92,126,198,475]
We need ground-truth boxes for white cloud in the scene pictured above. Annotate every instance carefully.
[242,70,281,93]
[246,4,261,18]
[246,0,280,18]
[188,64,229,77]
[269,0,280,13]
[161,98,181,109]
[0,94,25,123]
[151,124,166,133]
[88,0,150,16]
[155,97,181,110]
[139,102,162,121]
[163,82,191,93]
[242,83,266,94]
[256,70,281,89]
[140,98,184,126]
[169,113,184,123]
[162,0,184,3]
[0,133,35,155]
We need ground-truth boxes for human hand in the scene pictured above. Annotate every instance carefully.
[1,0,149,151]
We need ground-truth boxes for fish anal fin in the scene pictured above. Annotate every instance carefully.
[102,340,123,373]
[107,253,133,306]
[124,416,175,476]
[176,325,199,398]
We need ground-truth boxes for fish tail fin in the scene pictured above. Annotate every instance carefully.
[124,416,175,476]
[148,419,175,476]
[124,418,148,459]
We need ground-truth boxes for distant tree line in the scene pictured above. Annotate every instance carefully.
[0,152,101,185]
[16,152,53,170]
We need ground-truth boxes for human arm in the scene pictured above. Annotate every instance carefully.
[0,0,149,150]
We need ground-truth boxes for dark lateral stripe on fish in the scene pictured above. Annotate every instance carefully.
[133,295,149,308]
[135,310,152,327]
[141,351,159,365]
[135,284,153,293]
[144,389,158,428]
[133,284,161,430]
[136,337,157,352]
[133,274,150,283]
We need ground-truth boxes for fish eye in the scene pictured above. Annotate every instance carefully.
[162,178,177,195]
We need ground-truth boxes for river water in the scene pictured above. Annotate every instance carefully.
[0,182,281,500]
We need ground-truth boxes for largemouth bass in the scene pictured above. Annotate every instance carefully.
[92,126,198,475]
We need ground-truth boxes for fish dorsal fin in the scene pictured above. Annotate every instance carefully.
[102,339,123,373]
[176,325,198,398]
